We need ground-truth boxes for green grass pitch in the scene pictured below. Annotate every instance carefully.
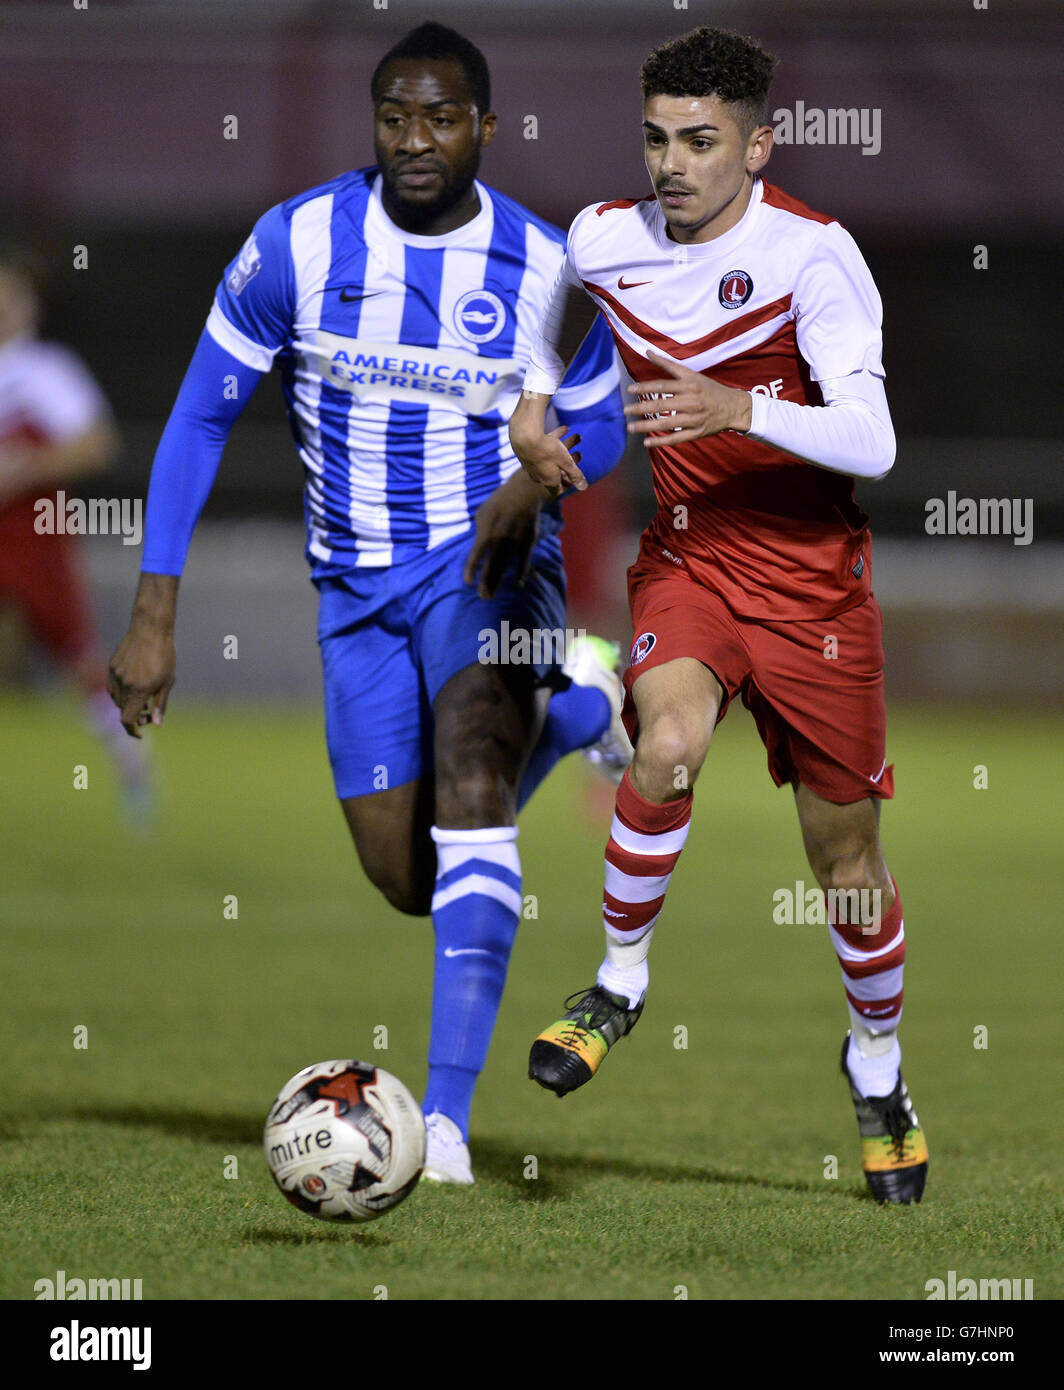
[1,691,1060,1301]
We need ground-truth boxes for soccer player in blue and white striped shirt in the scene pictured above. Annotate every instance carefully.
[108,23,627,1184]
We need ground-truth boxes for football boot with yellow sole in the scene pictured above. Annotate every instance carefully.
[841,1033,928,1204]
[529,986,643,1096]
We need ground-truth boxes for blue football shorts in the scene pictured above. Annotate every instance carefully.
[317,529,567,799]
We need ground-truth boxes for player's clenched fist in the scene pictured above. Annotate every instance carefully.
[626,349,753,447]
[108,628,176,737]
[108,573,179,737]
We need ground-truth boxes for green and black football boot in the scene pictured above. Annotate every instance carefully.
[529,986,644,1096]
[841,1033,928,1204]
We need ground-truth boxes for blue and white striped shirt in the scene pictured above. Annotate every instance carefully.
[207,167,619,576]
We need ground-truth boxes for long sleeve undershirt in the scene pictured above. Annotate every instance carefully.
[141,331,263,575]
[746,368,895,481]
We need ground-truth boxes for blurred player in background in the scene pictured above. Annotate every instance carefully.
[0,247,150,818]
[108,24,627,1185]
[511,26,927,1204]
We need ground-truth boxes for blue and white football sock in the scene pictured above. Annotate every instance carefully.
[422,825,523,1140]
[517,683,610,810]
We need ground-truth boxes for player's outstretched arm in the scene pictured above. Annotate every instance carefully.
[550,312,627,489]
[510,277,602,497]
[470,313,622,596]
[108,330,264,736]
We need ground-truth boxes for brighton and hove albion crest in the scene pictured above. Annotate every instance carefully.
[718,270,753,310]
[453,289,507,345]
[629,632,657,666]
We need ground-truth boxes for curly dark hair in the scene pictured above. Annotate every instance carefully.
[641,27,777,136]
[371,22,491,117]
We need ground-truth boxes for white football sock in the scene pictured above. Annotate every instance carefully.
[596,926,654,1008]
[846,1009,901,1097]
[86,688,149,784]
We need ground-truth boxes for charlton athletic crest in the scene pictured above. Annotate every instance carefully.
[629,632,657,666]
[718,270,753,310]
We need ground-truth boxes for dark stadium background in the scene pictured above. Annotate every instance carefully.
[1,0,1062,1322]
[2,0,1061,699]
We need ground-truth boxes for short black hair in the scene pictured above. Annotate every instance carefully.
[641,26,777,136]
[371,22,491,116]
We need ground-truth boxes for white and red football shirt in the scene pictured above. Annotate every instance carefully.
[532,178,891,620]
[0,335,110,480]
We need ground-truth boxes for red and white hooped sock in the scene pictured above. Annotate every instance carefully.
[831,881,906,1095]
[596,769,692,1008]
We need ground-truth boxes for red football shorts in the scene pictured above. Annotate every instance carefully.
[622,560,893,805]
[0,495,98,664]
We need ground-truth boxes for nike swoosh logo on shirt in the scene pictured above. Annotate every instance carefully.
[617,276,652,290]
[338,287,381,302]
[443,947,493,958]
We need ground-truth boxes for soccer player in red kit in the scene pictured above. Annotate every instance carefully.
[0,250,150,819]
[509,26,927,1203]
